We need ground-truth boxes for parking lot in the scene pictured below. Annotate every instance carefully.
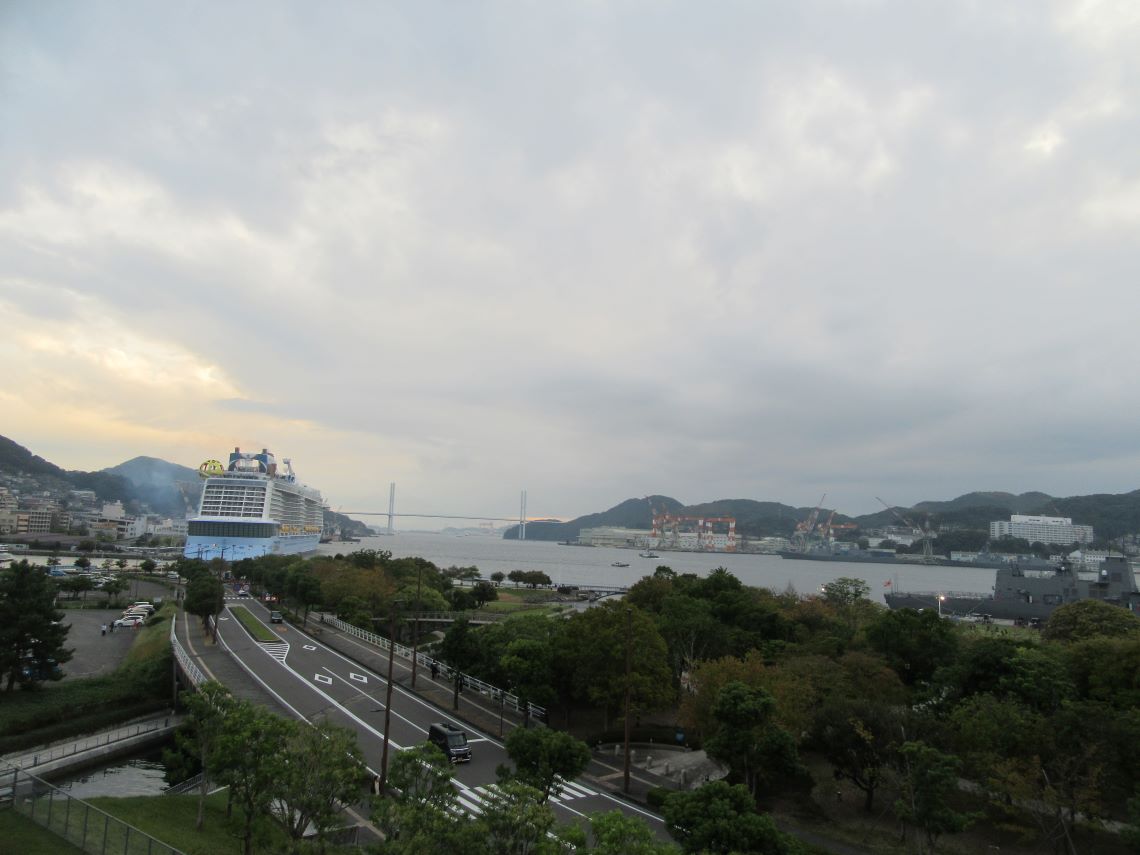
[55,577,175,680]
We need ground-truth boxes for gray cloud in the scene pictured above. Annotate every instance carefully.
[2,1,1139,520]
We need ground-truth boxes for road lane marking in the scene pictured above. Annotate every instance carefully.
[350,672,368,683]
[318,667,429,736]
[314,674,332,685]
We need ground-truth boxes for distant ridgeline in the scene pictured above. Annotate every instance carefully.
[503,489,1140,543]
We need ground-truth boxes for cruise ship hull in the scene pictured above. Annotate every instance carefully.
[183,532,320,562]
[183,447,325,562]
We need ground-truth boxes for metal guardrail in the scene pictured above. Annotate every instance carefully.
[0,764,185,855]
[318,614,547,721]
[170,614,206,687]
[163,772,205,797]
[8,720,171,771]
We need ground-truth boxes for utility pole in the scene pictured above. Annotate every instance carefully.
[411,565,422,689]
[379,604,398,795]
[623,606,632,794]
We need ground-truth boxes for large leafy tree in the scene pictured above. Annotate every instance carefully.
[215,700,293,855]
[560,602,673,728]
[178,681,237,830]
[499,726,590,803]
[893,741,975,854]
[440,618,482,710]
[372,742,483,854]
[184,571,224,633]
[577,811,680,855]
[474,781,561,855]
[865,607,958,686]
[662,780,798,854]
[813,693,901,812]
[271,720,369,853]
[0,560,72,691]
[704,681,808,800]
[1042,599,1140,643]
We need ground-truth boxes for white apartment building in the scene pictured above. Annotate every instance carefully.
[990,514,1094,545]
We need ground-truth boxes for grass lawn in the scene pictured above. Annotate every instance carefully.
[229,605,279,642]
[0,809,86,854]
[84,792,363,855]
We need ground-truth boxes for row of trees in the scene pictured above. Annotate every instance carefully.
[167,548,1140,852]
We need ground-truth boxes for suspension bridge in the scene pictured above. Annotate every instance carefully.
[340,484,540,538]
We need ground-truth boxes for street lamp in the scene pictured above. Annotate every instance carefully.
[938,594,945,617]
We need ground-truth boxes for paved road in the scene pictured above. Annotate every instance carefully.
[200,598,668,837]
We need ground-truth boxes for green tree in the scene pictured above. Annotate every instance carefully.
[472,580,498,607]
[704,681,808,799]
[372,742,475,853]
[490,571,505,585]
[578,811,680,854]
[271,720,369,853]
[474,781,560,855]
[820,576,870,607]
[813,694,901,812]
[560,602,674,728]
[893,741,975,854]
[1042,599,1140,643]
[287,568,324,624]
[184,571,224,634]
[215,701,293,855]
[662,780,797,854]
[0,561,72,691]
[440,618,481,710]
[101,577,129,607]
[140,558,157,575]
[499,726,590,803]
[865,607,959,685]
[178,681,237,830]
[74,556,91,571]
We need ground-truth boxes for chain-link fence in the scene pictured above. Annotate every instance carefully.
[0,764,184,855]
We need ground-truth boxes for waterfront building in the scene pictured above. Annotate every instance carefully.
[990,514,1093,545]
[577,526,652,548]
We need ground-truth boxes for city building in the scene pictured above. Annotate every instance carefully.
[990,514,1094,545]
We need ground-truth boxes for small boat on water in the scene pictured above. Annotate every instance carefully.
[611,561,630,568]
[639,552,659,559]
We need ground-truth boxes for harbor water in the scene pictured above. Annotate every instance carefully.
[316,533,1001,603]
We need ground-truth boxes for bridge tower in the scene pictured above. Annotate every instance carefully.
[387,482,396,534]
[519,489,527,540]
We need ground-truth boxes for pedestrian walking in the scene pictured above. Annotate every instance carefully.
[430,661,439,681]
[101,623,107,636]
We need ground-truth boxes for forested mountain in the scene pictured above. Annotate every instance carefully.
[103,456,199,517]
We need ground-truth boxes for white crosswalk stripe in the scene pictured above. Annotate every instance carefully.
[261,642,289,662]
[452,780,598,818]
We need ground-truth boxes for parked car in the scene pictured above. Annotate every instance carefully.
[427,723,472,763]
[269,611,283,623]
[114,614,145,628]
[21,656,62,682]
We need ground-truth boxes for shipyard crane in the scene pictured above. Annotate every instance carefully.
[792,493,827,550]
[875,496,936,563]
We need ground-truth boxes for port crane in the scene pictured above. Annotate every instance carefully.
[792,493,827,550]
[875,497,936,563]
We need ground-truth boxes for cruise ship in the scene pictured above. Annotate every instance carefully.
[183,448,325,562]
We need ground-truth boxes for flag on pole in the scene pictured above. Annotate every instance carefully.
[883,580,892,587]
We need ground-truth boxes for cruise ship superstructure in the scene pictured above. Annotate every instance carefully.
[183,448,324,561]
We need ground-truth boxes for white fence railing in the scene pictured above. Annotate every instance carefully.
[171,614,206,687]
[318,614,546,721]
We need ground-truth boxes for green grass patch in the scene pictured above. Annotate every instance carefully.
[229,606,279,642]
[83,791,360,855]
[122,603,177,668]
[0,808,86,854]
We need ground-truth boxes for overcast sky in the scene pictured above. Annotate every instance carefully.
[2,2,1139,524]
